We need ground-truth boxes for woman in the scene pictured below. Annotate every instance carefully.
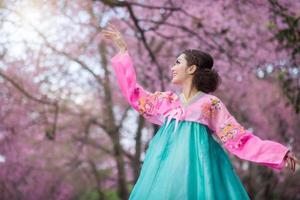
[101,22,298,200]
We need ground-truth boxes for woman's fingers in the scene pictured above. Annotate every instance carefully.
[101,22,127,51]
[107,22,119,32]
[102,30,120,41]
[102,32,113,38]
[288,156,297,172]
[101,29,114,34]
[288,157,292,169]
[105,23,120,35]
[102,22,122,38]
[291,154,299,172]
[285,151,300,172]
[102,29,121,39]
[290,158,294,172]
[101,30,118,37]
[293,157,297,171]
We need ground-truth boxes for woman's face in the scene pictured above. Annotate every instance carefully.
[171,53,196,85]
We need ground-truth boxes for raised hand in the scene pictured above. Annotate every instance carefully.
[101,22,127,53]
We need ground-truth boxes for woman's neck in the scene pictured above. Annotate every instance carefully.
[181,80,200,102]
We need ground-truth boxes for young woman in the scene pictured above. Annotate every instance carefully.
[102,22,298,200]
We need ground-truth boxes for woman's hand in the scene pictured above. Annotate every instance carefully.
[284,151,299,172]
[101,22,127,54]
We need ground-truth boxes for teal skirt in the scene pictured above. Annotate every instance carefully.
[129,118,250,200]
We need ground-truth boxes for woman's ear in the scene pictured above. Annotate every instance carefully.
[187,65,197,74]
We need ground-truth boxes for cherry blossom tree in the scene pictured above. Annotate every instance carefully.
[0,0,299,199]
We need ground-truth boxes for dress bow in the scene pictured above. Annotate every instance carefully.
[165,106,185,132]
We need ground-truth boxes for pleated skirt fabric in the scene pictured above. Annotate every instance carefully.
[128,118,250,200]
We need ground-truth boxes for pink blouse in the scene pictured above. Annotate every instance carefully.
[111,50,289,172]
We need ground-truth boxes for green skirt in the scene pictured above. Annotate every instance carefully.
[129,118,250,200]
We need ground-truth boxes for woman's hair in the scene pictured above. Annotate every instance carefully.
[181,49,221,93]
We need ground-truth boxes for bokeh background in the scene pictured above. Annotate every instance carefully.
[0,0,299,199]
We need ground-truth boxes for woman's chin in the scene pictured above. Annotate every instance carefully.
[171,78,181,85]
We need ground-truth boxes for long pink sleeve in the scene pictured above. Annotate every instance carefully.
[110,50,178,126]
[208,96,289,171]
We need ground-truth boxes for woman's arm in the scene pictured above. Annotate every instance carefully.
[111,50,178,125]
[102,23,178,125]
[208,96,290,171]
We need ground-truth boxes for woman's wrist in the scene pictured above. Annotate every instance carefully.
[118,45,127,54]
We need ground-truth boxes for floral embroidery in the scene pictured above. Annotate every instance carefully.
[200,102,212,120]
[137,96,155,115]
[137,91,178,116]
[200,97,222,120]
[210,97,222,116]
[219,122,246,143]
[164,91,179,103]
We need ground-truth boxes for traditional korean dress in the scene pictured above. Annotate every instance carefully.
[110,51,289,200]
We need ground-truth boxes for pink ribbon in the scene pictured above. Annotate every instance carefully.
[165,106,185,132]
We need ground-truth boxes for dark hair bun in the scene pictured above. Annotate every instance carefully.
[196,68,221,93]
[182,49,222,93]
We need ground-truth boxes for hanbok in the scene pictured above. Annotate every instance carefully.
[110,51,289,200]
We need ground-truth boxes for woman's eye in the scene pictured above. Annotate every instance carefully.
[176,60,180,64]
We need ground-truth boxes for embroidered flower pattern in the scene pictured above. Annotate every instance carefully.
[210,97,222,116]
[199,97,222,121]
[200,102,212,120]
[206,96,246,144]
[164,91,179,103]
[137,91,178,116]
[219,122,246,143]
